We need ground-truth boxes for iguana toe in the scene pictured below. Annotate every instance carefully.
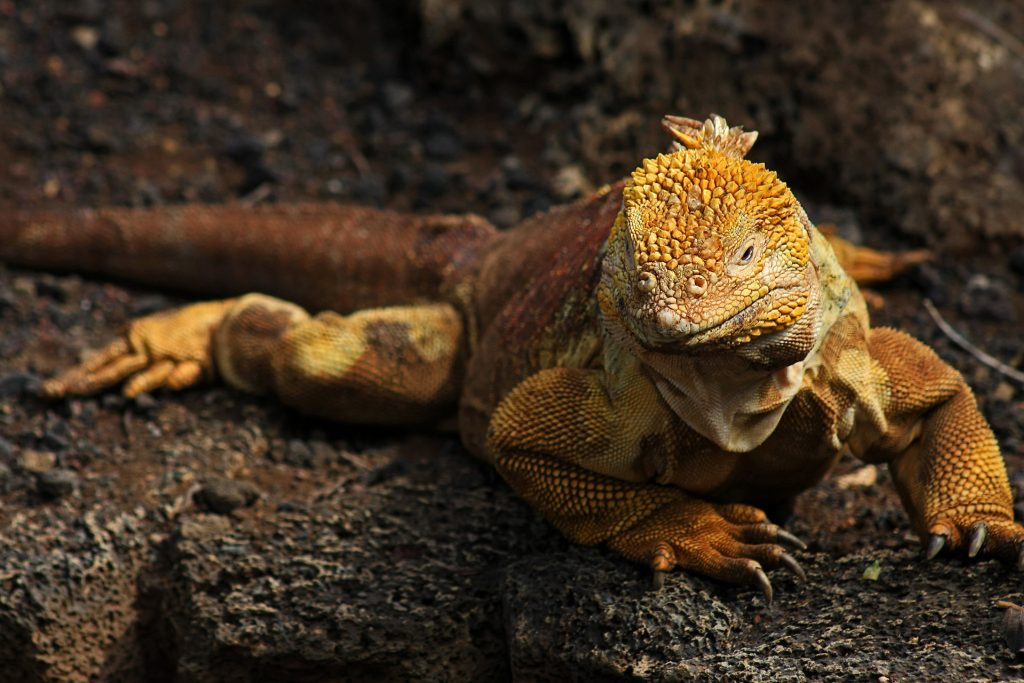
[609,499,805,604]
[924,512,1024,566]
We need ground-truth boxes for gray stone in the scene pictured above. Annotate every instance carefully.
[195,476,261,514]
[35,468,78,499]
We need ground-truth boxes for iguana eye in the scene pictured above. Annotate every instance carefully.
[726,235,765,276]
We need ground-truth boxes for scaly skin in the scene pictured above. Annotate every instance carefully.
[3,114,1018,604]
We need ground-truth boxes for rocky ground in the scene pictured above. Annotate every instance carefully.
[1,1,1024,681]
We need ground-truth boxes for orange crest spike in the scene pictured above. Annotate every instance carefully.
[662,114,758,160]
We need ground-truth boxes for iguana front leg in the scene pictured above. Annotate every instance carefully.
[855,328,1024,566]
[488,367,805,602]
[43,294,465,425]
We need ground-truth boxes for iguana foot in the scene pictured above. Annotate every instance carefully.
[40,299,239,398]
[609,499,806,605]
[924,509,1024,569]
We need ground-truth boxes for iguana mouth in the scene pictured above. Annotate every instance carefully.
[683,294,773,347]
[640,292,775,352]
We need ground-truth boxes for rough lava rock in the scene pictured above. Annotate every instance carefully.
[0,508,151,682]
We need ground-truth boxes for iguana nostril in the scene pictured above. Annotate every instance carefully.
[687,274,707,297]
[637,271,657,293]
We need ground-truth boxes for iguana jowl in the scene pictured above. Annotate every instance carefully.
[3,114,1019,603]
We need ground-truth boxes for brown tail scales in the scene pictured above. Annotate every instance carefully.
[0,203,497,312]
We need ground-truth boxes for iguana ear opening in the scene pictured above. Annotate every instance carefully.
[662,114,758,160]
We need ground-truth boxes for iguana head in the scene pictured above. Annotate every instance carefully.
[600,115,820,367]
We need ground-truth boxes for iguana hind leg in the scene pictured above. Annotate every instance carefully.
[45,293,466,426]
[820,229,930,285]
[261,301,465,425]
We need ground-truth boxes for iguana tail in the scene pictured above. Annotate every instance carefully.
[0,203,497,312]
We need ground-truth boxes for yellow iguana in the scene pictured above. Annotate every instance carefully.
[3,114,1017,604]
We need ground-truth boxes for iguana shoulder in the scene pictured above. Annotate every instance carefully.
[455,182,623,457]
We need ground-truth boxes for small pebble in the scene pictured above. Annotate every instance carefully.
[70,25,98,50]
[19,449,56,473]
[489,204,521,228]
[502,155,535,191]
[423,129,463,161]
[101,393,127,410]
[359,458,409,486]
[381,81,414,112]
[33,276,71,302]
[195,476,261,514]
[910,264,947,306]
[993,382,1016,402]
[36,468,78,498]
[131,392,159,412]
[0,371,41,397]
[999,602,1024,655]
[958,274,1016,322]
[128,294,172,317]
[0,284,16,311]
[284,439,314,468]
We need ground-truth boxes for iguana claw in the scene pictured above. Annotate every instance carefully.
[924,514,1024,564]
[40,300,236,398]
[775,529,808,551]
[968,523,988,558]
[926,533,946,560]
[753,567,773,607]
[779,552,806,582]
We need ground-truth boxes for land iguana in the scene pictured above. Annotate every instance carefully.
[3,114,1019,604]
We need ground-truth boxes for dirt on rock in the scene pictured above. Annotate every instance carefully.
[1,1,1024,681]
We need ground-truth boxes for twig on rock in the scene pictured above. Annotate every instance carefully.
[923,299,1024,386]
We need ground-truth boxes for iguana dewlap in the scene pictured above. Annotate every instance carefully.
[3,114,1018,604]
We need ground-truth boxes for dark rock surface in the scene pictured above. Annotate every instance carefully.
[1,0,1024,681]
[506,547,1022,682]
[0,508,150,682]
